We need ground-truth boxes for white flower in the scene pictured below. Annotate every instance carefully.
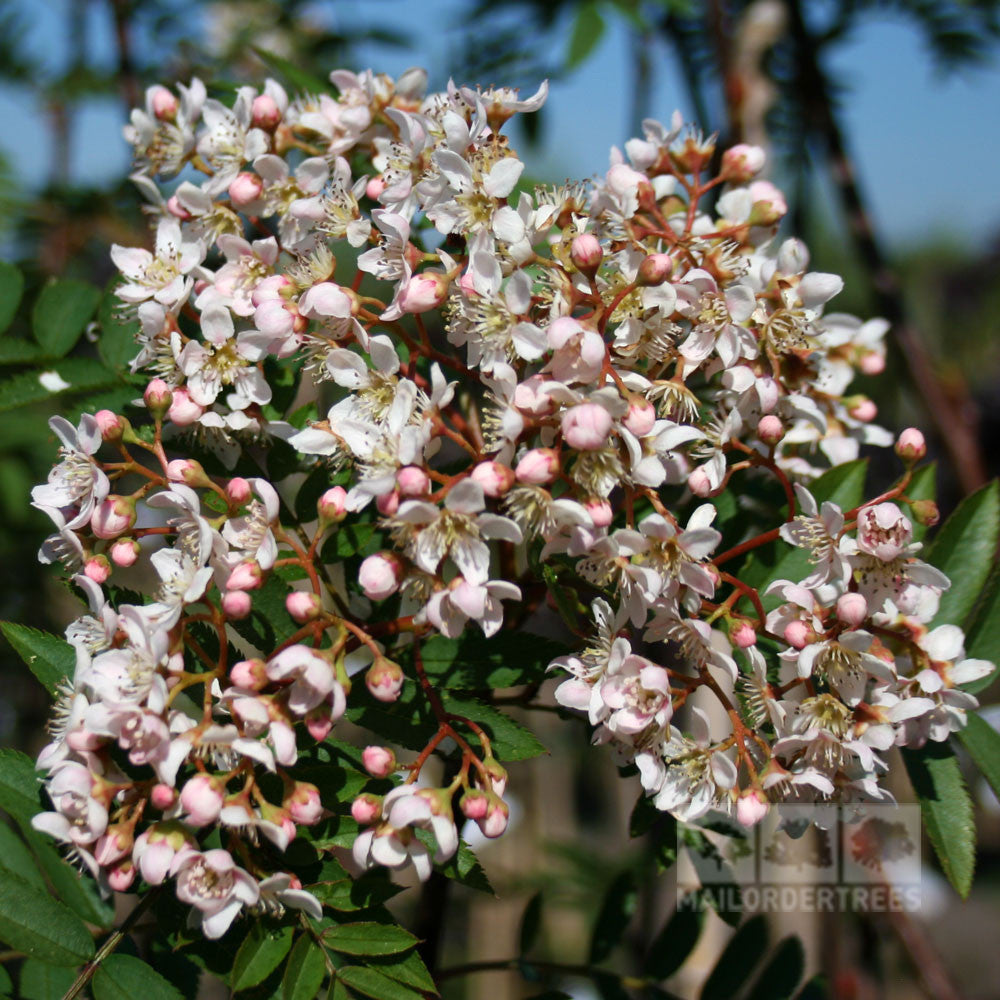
[31,415,109,529]
[111,217,205,310]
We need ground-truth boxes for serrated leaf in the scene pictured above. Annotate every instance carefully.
[519,892,543,955]
[32,279,101,358]
[322,922,417,957]
[903,742,975,897]
[958,713,1000,803]
[232,922,295,991]
[925,480,1000,628]
[363,948,437,995]
[566,2,606,70]
[282,933,327,1000]
[337,965,426,1000]
[0,823,45,889]
[0,622,74,695]
[0,871,94,966]
[0,748,42,824]
[437,839,494,895]
[643,905,704,980]
[588,870,638,963]
[746,935,805,1000]
[307,873,402,913]
[441,695,546,761]
[92,954,184,1000]
[700,914,768,1000]
[418,631,568,689]
[25,831,115,928]
[18,959,75,1000]
[252,46,331,96]
[0,260,24,334]
[0,358,118,413]
[960,562,1000,694]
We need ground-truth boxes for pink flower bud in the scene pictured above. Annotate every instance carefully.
[251,94,282,129]
[167,458,210,487]
[570,232,603,273]
[637,253,673,286]
[110,537,139,567]
[305,707,334,742]
[477,796,509,838]
[584,498,613,528]
[222,590,253,620]
[167,387,205,426]
[359,553,404,601]
[376,490,400,516]
[179,774,225,826]
[836,593,868,628]
[149,86,178,120]
[84,555,111,584]
[895,427,926,462]
[150,783,177,810]
[859,352,885,376]
[460,790,489,820]
[143,379,173,418]
[482,758,508,797]
[91,496,137,539]
[757,414,784,445]
[748,180,788,225]
[318,486,348,523]
[285,782,323,825]
[396,465,430,497]
[910,499,939,528]
[721,143,766,182]
[229,658,267,690]
[398,271,450,313]
[165,195,191,220]
[228,172,263,208]
[107,860,136,892]
[848,398,877,422]
[351,794,382,825]
[736,788,770,828]
[366,657,404,703]
[226,477,252,505]
[366,176,386,200]
[95,409,125,442]
[623,398,656,437]
[730,621,757,649]
[362,745,396,778]
[561,403,613,450]
[471,461,515,498]
[687,467,713,498]
[515,448,560,485]
[226,560,264,592]
[286,591,322,623]
[783,620,810,649]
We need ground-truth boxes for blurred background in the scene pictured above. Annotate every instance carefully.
[2,1,1000,997]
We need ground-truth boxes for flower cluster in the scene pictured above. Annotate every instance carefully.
[28,64,992,938]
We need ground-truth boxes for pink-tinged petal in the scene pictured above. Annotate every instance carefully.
[371,832,408,867]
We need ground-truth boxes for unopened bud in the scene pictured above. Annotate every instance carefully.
[365,176,385,201]
[584,498,613,528]
[730,621,757,649]
[397,465,430,497]
[226,560,263,592]
[91,495,137,540]
[222,590,253,619]
[859,352,885,376]
[166,458,211,487]
[229,658,267,689]
[561,403,613,450]
[848,398,878,422]
[143,379,173,419]
[736,788,769,828]
[398,271,450,313]
[471,461,515,498]
[107,860,136,891]
[228,172,263,208]
[351,794,382,825]
[515,448,560,485]
[570,232,603,274]
[836,593,868,628]
[286,591,321,623]
[757,414,784,445]
[84,555,111,584]
[361,745,396,778]
[909,499,940,527]
[95,409,125,442]
[318,486,348,523]
[783,620,811,649]
[721,144,766,183]
[226,477,252,505]
[636,253,673,286]
[110,537,140,567]
[895,427,926,462]
[251,94,282,130]
[687,467,714,498]
[284,781,323,826]
[366,656,404,703]
[359,552,404,601]
[149,86,178,120]
[150,783,177,811]
[375,490,400,516]
[460,789,489,820]
[623,398,656,437]
[167,387,205,427]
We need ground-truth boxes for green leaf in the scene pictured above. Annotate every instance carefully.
[902,743,975,897]
[0,622,74,695]
[337,965,426,1000]
[307,872,403,913]
[643,905,704,980]
[418,631,568,689]
[437,839,494,895]
[97,282,140,371]
[322,922,417,957]
[18,959,75,1000]
[519,892,543,955]
[0,260,24,334]
[0,871,94,966]
[25,831,115,928]
[252,46,331,96]
[32,279,101,359]
[282,933,327,1000]
[0,823,46,889]
[746,936,805,1000]
[0,748,42,824]
[0,358,118,413]
[699,915,768,1000]
[0,339,44,365]
[958,713,1000,802]
[925,480,1000,628]
[960,563,1000,694]
[440,695,546,761]
[92,954,184,1000]
[566,2,606,70]
[232,922,295,991]
[363,948,437,995]
[588,870,638,963]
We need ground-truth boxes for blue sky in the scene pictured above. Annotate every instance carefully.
[1,0,999,249]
